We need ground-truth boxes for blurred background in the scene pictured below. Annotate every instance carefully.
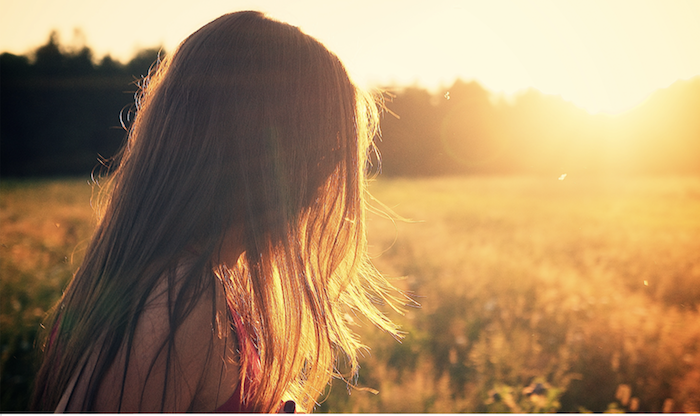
[1,0,699,412]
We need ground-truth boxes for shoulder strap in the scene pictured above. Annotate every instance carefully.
[54,353,89,413]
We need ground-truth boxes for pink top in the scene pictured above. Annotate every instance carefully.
[214,381,250,412]
[214,306,260,413]
[216,307,296,413]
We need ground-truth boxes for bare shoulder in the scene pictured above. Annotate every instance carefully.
[91,265,240,412]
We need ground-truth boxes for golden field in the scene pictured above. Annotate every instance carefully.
[2,176,700,412]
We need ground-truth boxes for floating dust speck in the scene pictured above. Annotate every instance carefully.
[629,397,639,412]
[444,91,450,100]
[615,384,631,406]
[558,174,567,180]
[662,398,674,413]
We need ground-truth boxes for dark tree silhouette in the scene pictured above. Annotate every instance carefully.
[1,32,698,177]
[377,78,700,177]
[1,33,165,177]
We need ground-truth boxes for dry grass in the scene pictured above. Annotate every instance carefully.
[2,176,699,412]
[321,175,700,412]
[1,178,96,411]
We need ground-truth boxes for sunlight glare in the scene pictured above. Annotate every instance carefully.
[1,0,698,115]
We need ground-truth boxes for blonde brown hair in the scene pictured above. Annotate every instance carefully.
[32,11,402,412]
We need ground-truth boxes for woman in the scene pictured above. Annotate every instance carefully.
[32,11,402,413]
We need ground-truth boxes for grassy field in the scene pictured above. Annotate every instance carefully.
[2,176,699,412]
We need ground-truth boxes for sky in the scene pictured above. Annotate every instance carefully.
[1,0,699,114]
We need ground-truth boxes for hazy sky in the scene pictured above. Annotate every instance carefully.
[1,0,699,114]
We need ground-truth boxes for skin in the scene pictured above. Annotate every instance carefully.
[68,231,247,412]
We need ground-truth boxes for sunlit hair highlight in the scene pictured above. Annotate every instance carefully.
[32,11,402,413]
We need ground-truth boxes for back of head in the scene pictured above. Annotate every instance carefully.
[33,11,401,413]
[112,11,363,256]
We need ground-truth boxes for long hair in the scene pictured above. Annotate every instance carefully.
[32,11,402,412]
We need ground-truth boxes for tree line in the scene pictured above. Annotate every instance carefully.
[1,32,159,176]
[377,78,700,176]
[2,33,699,177]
